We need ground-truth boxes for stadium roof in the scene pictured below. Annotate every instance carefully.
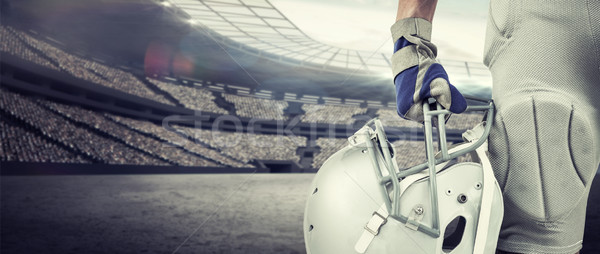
[165,0,492,99]
[169,0,390,75]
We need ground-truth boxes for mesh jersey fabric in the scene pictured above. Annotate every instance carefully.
[483,0,600,253]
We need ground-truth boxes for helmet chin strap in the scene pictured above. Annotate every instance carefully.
[463,124,504,254]
[354,203,389,253]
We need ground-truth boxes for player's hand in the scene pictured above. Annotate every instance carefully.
[391,18,467,122]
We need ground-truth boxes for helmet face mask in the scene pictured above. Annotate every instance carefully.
[304,100,504,254]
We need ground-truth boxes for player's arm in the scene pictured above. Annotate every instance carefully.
[396,0,438,21]
[392,0,466,122]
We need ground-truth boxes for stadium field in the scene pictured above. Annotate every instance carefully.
[2,172,599,253]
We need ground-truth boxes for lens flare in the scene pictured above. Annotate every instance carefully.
[144,41,173,77]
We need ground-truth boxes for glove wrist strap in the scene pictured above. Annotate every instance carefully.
[390,17,432,42]
[390,18,438,78]
[391,45,420,77]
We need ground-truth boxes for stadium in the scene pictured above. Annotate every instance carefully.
[1,0,598,253]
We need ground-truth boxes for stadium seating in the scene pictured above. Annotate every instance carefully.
[376,108,423,128]
[0,118,90,163]
[301,104,367,125]
[223,93,288,120]
[107,115,252,168]
[147,78,229,114]
[0,89,169,165]
[446,112,485,130]
[0,26,60,71]
[180,126,307,164]
[0,24,482,170]
[42,101,220,167]
[1,25,176,106]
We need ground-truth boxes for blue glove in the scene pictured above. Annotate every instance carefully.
[391,18,467,122]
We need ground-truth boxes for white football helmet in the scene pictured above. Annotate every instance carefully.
[304,99,503,254]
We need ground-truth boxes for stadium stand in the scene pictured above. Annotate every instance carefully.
[301,104,367,125]
[147,78,229,114]
[392,140,430,168]
[0,23,483,171]
[107,115,253,168]
[0,86,306,168]
[1,25,176,106]
[446,112,485,130]
[179,126,307,164]
[0,117,91,163]
[0,89,169,165]
[376,108,423,128]
[223,93,288,120]
[41,101,219,167]
[0,26,60,71]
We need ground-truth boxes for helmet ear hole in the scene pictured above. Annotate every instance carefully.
[442,216,466,252]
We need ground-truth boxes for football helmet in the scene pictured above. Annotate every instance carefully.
[303,99,503,254]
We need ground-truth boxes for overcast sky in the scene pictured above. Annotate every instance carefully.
[271,0,489,62]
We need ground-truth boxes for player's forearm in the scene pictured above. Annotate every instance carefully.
[396,0,438,22]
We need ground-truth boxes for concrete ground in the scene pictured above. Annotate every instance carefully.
[1,173,599,254]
